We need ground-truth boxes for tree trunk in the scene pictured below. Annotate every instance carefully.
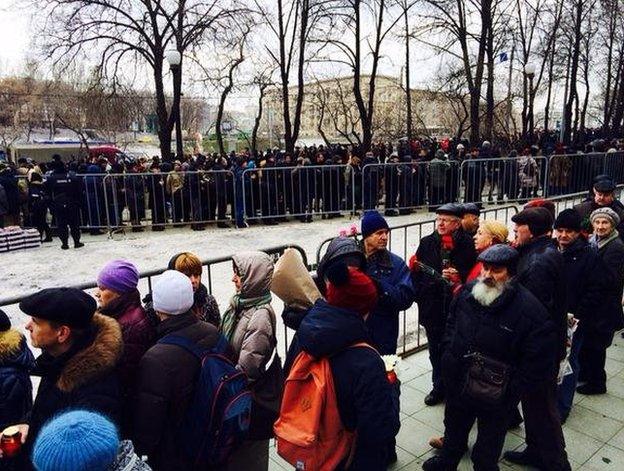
[251,84,268,154]
[544,43,555,131]
[404,5,413,141]
[154,59,173,160]
[484,18,494,141]
[564,0,583,145]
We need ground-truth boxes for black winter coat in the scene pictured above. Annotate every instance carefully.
[592,234,624,339]
[26,315,123,457]
[515,236,568,361]
[442,281,557,408]
[560,238,604,327]
[132,312,223,471]
[285,300,400,471]
[413,229,477,331]
[0,331,34,430]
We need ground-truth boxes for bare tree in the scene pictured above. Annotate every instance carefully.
[255,0,338,153]
[250,67,275,154]
[35,0,251,159]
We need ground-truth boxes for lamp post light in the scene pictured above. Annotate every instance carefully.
[524,62,536,144]
[165,49,183,160]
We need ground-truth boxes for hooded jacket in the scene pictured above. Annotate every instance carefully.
[0,329,34,430]
[26,314,123,458]
[285,300,400,470]
[228,251,277,382]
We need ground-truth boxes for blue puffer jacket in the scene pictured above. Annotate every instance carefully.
[365,249,415,355]
[285,300,400,471]
[0,330,34,430]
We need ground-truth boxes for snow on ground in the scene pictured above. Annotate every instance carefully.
[2,204,519,358]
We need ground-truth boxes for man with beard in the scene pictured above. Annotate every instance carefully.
[422,245,556,471]
[503,207,571,470]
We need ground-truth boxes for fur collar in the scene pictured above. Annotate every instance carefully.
[57,314,123,392]
[0,329,23,360]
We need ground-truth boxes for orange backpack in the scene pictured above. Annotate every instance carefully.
[273,343,375,471]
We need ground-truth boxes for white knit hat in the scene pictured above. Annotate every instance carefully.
[152,270,194,316]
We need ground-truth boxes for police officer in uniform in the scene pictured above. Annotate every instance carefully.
[44,161,84,250]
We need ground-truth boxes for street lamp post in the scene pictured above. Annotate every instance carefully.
[524,63,536,145]
[166,49,183,160]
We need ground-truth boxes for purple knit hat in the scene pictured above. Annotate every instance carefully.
[97,260,140,294]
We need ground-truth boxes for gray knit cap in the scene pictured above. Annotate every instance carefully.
[590,207,620,227]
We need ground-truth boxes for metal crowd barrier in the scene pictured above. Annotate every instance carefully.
[361,161,462,213]
[458,157,549,205]
[8,152,624,232]
[240,164,355,222]
[313,204,520,357]
[0,244,308,359]
[546,152,624,197]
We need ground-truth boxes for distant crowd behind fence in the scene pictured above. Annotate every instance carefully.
[11,151,624,232]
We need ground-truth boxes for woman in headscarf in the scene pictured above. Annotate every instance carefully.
[220,251,279,471]
[577,208,624,395]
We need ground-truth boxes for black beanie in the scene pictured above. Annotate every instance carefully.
[554,209,582,232]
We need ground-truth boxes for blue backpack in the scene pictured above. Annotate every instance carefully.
[158,334,252,467]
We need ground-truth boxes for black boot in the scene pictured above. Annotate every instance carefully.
[503,448,542,467]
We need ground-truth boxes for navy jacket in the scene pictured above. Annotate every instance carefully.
[285,300,400,471]
[0,331,34,430]
[365,249,415,355]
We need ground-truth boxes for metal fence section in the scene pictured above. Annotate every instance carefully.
[0,244,308,359]
[546,152,624,197]
[459,157,549,205]
[361,161,462,214]
[101,170,236,231]
[8,152,624,232]
[240,164,355,223]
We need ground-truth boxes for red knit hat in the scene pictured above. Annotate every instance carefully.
[326,265,378,317]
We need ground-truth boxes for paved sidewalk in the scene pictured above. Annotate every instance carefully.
[269,333,624,470]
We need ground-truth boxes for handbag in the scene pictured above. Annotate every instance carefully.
[461,352,510,406]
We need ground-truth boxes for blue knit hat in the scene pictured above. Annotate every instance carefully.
[361,211,390,239]
[32,410,119,471]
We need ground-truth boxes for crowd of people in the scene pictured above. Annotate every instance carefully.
[1,136,623,246]
[1,172,624,470]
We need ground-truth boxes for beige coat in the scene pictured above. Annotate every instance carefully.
[230,251,276,383]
